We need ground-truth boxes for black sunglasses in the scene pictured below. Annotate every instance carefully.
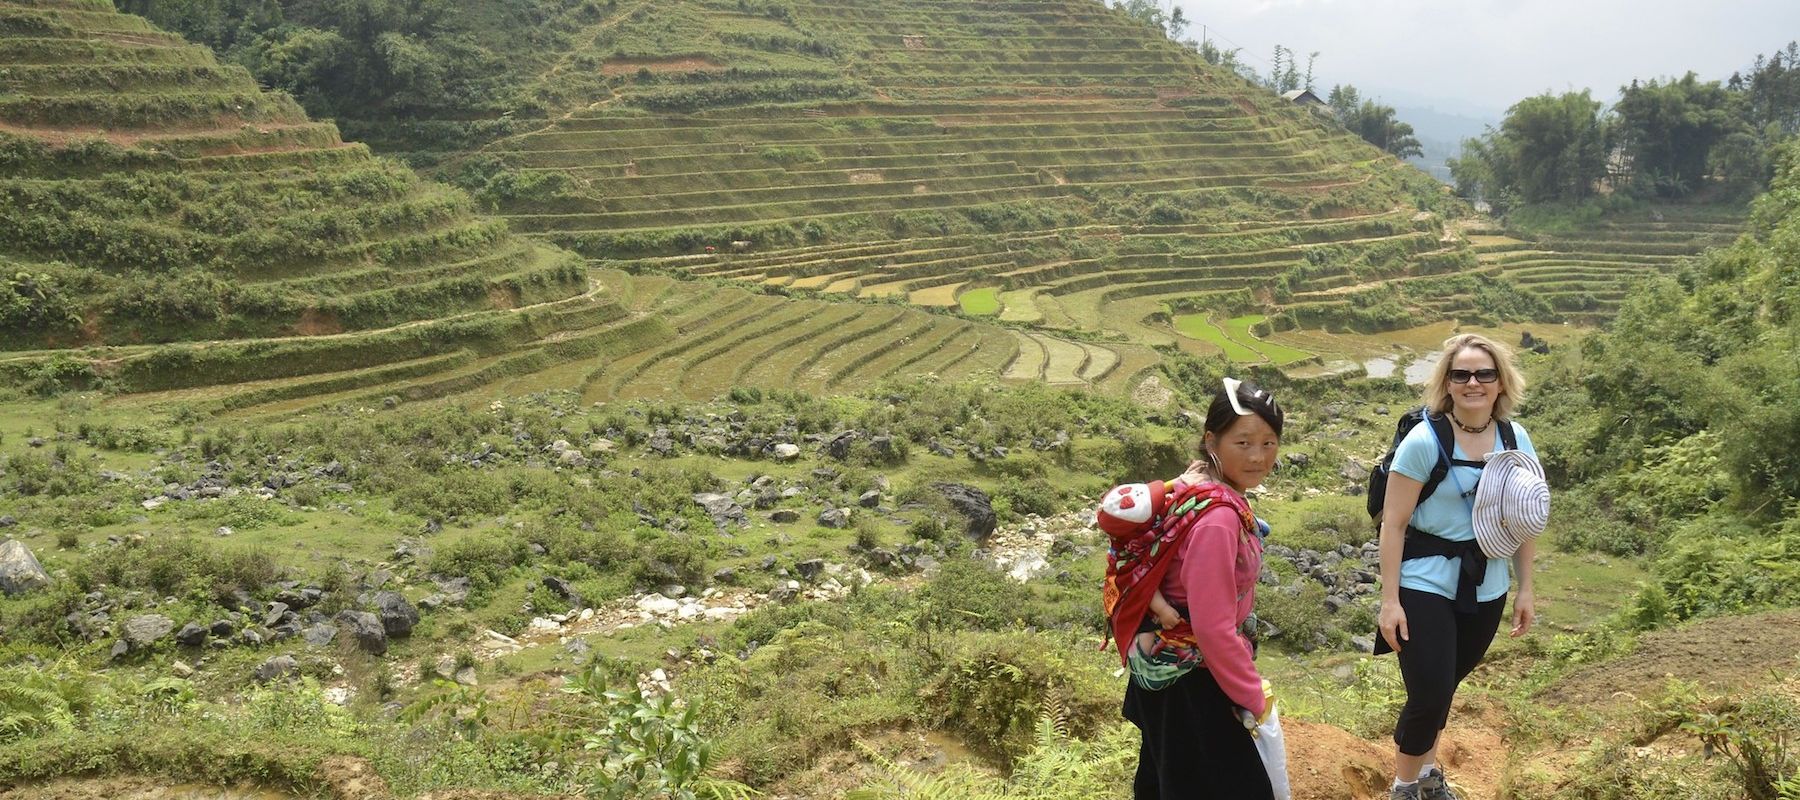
[1447,368,1500,384]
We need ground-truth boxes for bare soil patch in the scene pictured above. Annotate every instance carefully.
[1283,719,1390,800]
[600,57,722,76]
[295,308,343,336]
[1540,608,1800,707]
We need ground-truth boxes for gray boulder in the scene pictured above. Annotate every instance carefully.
[692,493,749,530]
[795,559,827,581]
[372,592,419,638]
[174,622,207,647]
[0,539,51,596]
[769,509,800,524]
[334,610,388,655]
[817,507,851,529]
[303,623,338,647]
[254,654,300,683]
[928,483,997,543]
[121,614,174,650]
[857,490,882,508]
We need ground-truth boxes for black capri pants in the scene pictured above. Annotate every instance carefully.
[1123,666,1273,800]
[1392,588,1506,756]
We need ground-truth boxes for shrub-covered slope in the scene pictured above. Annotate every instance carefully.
[0,0,594,351]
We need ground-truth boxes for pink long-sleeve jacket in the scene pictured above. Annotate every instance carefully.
[1156,501,1266,716]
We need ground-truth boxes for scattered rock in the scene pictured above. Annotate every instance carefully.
[120,614,174,650]
[795,559,826,581]
[303,623,339,647]
[174,622,207,647]
[254,655,300,683]
[373,592,419,638]
[818,507,851,528]
[171,660,195,679]
[928,483,997,543]
[692,493,749,530]
[769,509,801,524]
[858,490,882,508]
[1339,460,1371,482]
[772,443,801,460]
[334,610,388,656]
[0,539,52,596]
[543,576,583,608]
[636,594,680,616]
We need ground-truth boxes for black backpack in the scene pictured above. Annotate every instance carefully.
[1366,407,1516,521]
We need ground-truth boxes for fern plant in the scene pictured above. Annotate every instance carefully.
[0,662,96,742]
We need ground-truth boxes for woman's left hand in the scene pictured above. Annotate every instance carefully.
[1177,459,1211,486]
[1510,590,1536,637]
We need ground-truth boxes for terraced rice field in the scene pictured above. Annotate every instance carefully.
[0,0,1063,409]
[413,0,1458,355]
[1467,207,1746,321]
[0,0,591,349]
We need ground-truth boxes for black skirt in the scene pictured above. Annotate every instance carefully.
[1122,666,1274,800]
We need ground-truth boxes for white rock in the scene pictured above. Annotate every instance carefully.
[773,443,801,460]
[529,617,561,632]
[551,439,572,452]
[484,629,520,645]
[324,687,353,706]
[676,603,703,620]
[142,497,166,511]
[703,607,741,622]
[636,593,680,615]
[589,438,616,454]
[579,608,595,622]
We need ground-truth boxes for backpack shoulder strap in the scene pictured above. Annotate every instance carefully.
[1498,419,1518,451]
[1417,412,1456,503]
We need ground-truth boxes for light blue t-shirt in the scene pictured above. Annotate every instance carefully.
[1391,419,1536,602]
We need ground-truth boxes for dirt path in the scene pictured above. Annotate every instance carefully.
[1539,608,1800,707]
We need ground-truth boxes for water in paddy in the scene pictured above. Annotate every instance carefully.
[1361,356,1435,385]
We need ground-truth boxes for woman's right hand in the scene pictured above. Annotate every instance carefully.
[1378,600,1409,653]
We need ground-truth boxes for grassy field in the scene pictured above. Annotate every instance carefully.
[958,286,1001,316]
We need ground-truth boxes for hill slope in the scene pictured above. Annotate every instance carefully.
[0,0,596,349]
[1,0,1092,407]
[379,0,1479,350]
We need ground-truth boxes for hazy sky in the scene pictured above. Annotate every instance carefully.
[1170,0,1800,120]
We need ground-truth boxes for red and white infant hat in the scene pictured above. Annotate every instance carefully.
[1096,480,1168,537]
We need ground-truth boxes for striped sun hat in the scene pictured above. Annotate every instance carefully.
[1472,449,1550,559]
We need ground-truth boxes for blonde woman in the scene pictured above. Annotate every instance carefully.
[1375,334,1538,800]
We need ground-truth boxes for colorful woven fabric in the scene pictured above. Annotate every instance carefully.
[1102,480,1256,687]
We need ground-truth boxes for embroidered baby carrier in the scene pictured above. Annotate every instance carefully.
[1102,480,1256,690]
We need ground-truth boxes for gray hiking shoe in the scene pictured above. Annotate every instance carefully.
[1418,767,1464,800]
[1389,781,1421,800]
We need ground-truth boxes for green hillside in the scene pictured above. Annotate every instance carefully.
[1467,204,1747,321]
[3,0,1113,408]
[0,0,597,349]
[457,0,1472,349]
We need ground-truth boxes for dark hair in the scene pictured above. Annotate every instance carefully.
[1203,380,1284,439]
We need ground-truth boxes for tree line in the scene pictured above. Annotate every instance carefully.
[116,0,605,119]
[1449,42,1800,211]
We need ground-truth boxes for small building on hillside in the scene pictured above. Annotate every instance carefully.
[1281,89,1324,107]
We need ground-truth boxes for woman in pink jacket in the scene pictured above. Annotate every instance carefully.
[1118,378,1283,799]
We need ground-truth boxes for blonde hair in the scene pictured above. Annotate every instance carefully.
[1420,333,1527,420]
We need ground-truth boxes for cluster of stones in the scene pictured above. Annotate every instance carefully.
[1261,541,1383,653]
[138,456,353,511]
